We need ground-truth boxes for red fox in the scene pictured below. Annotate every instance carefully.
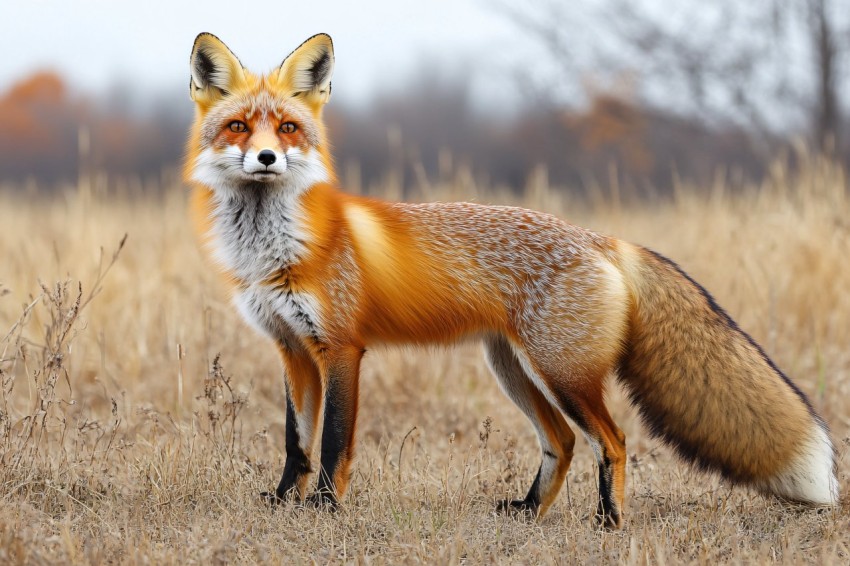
[184,32,838,527]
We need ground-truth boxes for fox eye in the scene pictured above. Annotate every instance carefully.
[279,122,297,134]
[228,121,248,133]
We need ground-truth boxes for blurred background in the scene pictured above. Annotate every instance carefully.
[3,0,848,196]
[2,4,850,561]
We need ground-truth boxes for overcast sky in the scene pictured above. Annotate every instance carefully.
[1,0,524,106]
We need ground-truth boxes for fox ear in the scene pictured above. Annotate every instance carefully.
[189,33,246,103]
[276,34,334,105]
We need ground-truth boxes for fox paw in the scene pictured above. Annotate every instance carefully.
[593,509,622,530]
[496,499,539,517]
[260,490,288,506]
[304,491,338,511]
[260,485,301,506]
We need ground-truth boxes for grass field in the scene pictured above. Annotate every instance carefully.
[1,158,849,564]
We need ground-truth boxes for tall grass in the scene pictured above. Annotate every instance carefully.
[0,156,848,564]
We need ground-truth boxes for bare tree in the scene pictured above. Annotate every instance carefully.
[496,0,849,152]
[807,0,841,149]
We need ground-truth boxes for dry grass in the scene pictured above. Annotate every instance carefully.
[1,158,850,564]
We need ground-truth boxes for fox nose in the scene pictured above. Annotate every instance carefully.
[257,150,276,166]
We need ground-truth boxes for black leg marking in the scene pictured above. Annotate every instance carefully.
[312,367,357,507]
[595,454,620,528]
[263,386,311,504]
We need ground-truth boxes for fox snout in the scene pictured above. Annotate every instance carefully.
[239,126,287,177]
[243,146,286,176]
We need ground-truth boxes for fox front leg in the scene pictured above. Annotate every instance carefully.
[307,347,364,507]
[267,344,323,502]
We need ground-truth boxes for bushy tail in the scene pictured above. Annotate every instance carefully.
[616,244,838,505]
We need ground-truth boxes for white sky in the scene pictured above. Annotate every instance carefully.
[0,0,523,106]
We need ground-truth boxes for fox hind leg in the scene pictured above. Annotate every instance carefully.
[548,373,627,529]
[485,335,576,518]
[512,338,628,528]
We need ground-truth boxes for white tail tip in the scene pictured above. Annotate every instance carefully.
[766,422,839,505]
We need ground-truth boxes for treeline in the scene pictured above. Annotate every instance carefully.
[0,70,836,196]
[0,72,187,185]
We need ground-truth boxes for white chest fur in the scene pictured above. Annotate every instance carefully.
[234,285,324,343]
[208,187,324,342]
[209,187,307,282]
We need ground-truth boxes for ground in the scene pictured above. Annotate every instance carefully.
[0,159,848,564]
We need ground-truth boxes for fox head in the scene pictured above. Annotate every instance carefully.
[186,33,335,194]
